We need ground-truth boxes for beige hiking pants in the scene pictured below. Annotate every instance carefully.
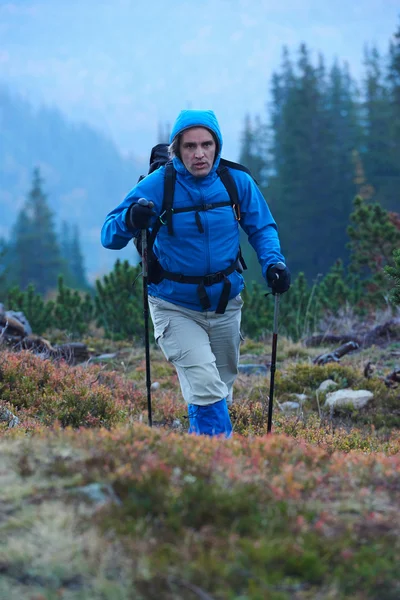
[148,295,243,406]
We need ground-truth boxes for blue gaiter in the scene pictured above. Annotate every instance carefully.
[188,399,233,438]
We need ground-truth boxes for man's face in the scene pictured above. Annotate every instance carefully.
[179,127,217,177]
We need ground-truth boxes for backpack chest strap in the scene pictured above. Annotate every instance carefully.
[172,200,231,214]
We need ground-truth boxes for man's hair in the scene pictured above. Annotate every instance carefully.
[168,134,182,160]
[168,128,219,161]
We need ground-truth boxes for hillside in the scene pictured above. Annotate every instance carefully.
[0,86,146,280]
[0,329,399,598]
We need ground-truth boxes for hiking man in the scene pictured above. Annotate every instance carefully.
[101,109,290,437]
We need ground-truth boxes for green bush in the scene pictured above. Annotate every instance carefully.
[6,284,54,335]
[385,248,400,306]
[53,274,94,338]
[95,259,144,340]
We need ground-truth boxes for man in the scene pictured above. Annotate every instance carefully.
[101,109,290,437]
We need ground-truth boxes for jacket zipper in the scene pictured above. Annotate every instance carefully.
[199,187,211,274]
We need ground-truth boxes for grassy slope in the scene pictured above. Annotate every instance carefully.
[0,338,399,599]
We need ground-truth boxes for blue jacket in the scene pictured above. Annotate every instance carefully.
[101,109,285,311]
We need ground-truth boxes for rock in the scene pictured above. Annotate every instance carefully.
[385,368,400,387]
[324,389,374,410]
[151,381,160,390]
[290,393,308,404]
[238,364,268,376]
[88,353,118,363]
[54,342,90,365]
[279,401,300,412]
[317,379,338,393]
[21,335,55,354]
[0,313,26,337]
[71,483,121,507]
[6,310,32,335]
[0,407,19,428]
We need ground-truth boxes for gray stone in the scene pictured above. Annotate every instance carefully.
[279,401,300,412]
[88,353,118,363]
[238,364,268,376]
[317,379,338,393]
[290,393,308,404]
[6,310,32,335]
[324,389,373,409]
[151,381,160,390]
[71,483,121,507]
[0,407,19,428]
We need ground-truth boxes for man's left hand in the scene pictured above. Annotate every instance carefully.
[266,262,291,294]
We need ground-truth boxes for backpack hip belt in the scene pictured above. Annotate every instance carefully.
[160,254,241,314]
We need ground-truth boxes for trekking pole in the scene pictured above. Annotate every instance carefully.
[139,198,153,427]
[267,292,280,434]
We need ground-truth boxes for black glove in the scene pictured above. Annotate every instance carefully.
[125,198,156,231]
[266,262,291,294]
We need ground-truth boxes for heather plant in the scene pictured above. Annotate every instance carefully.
[53,274,94,338]
[2,425,398,599]
[0,350,133,429]
[95,259,144,340]
[6,283,54,335]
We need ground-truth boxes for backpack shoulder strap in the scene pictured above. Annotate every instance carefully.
[219,158,251,175]
[147,160,176,251]
[162,161,176,236]
[218,158,258,184]
[216,161,240,220]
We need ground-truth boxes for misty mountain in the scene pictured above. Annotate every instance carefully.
[0,86,146,280]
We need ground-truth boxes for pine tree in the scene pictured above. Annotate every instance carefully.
[239,114,268,188]
[324,61,361,260]
[95,259,143,340]
[268,46,330,277]
[0,238,10,296]
[239,114,270,285]
[347,195,400,305]
[7,284,54,335]
[362,45,393,208]
[386,20,400,209]
[60,220,89,290]
[268,46,362,280]
[385,249,400,305]
[11,168,65,294]
[53,275,94,337]
[70,224,88,289]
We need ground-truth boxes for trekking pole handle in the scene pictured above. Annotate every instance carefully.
[271,263,285,332]
[138,198,154,208]
[273,262,286,277]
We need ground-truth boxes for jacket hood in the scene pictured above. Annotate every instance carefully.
[169,110,223,173]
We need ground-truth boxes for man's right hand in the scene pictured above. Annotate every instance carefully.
[125,199,156,231]
[266,262,291,294]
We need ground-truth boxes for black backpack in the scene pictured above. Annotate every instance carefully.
[135,143,251,313]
